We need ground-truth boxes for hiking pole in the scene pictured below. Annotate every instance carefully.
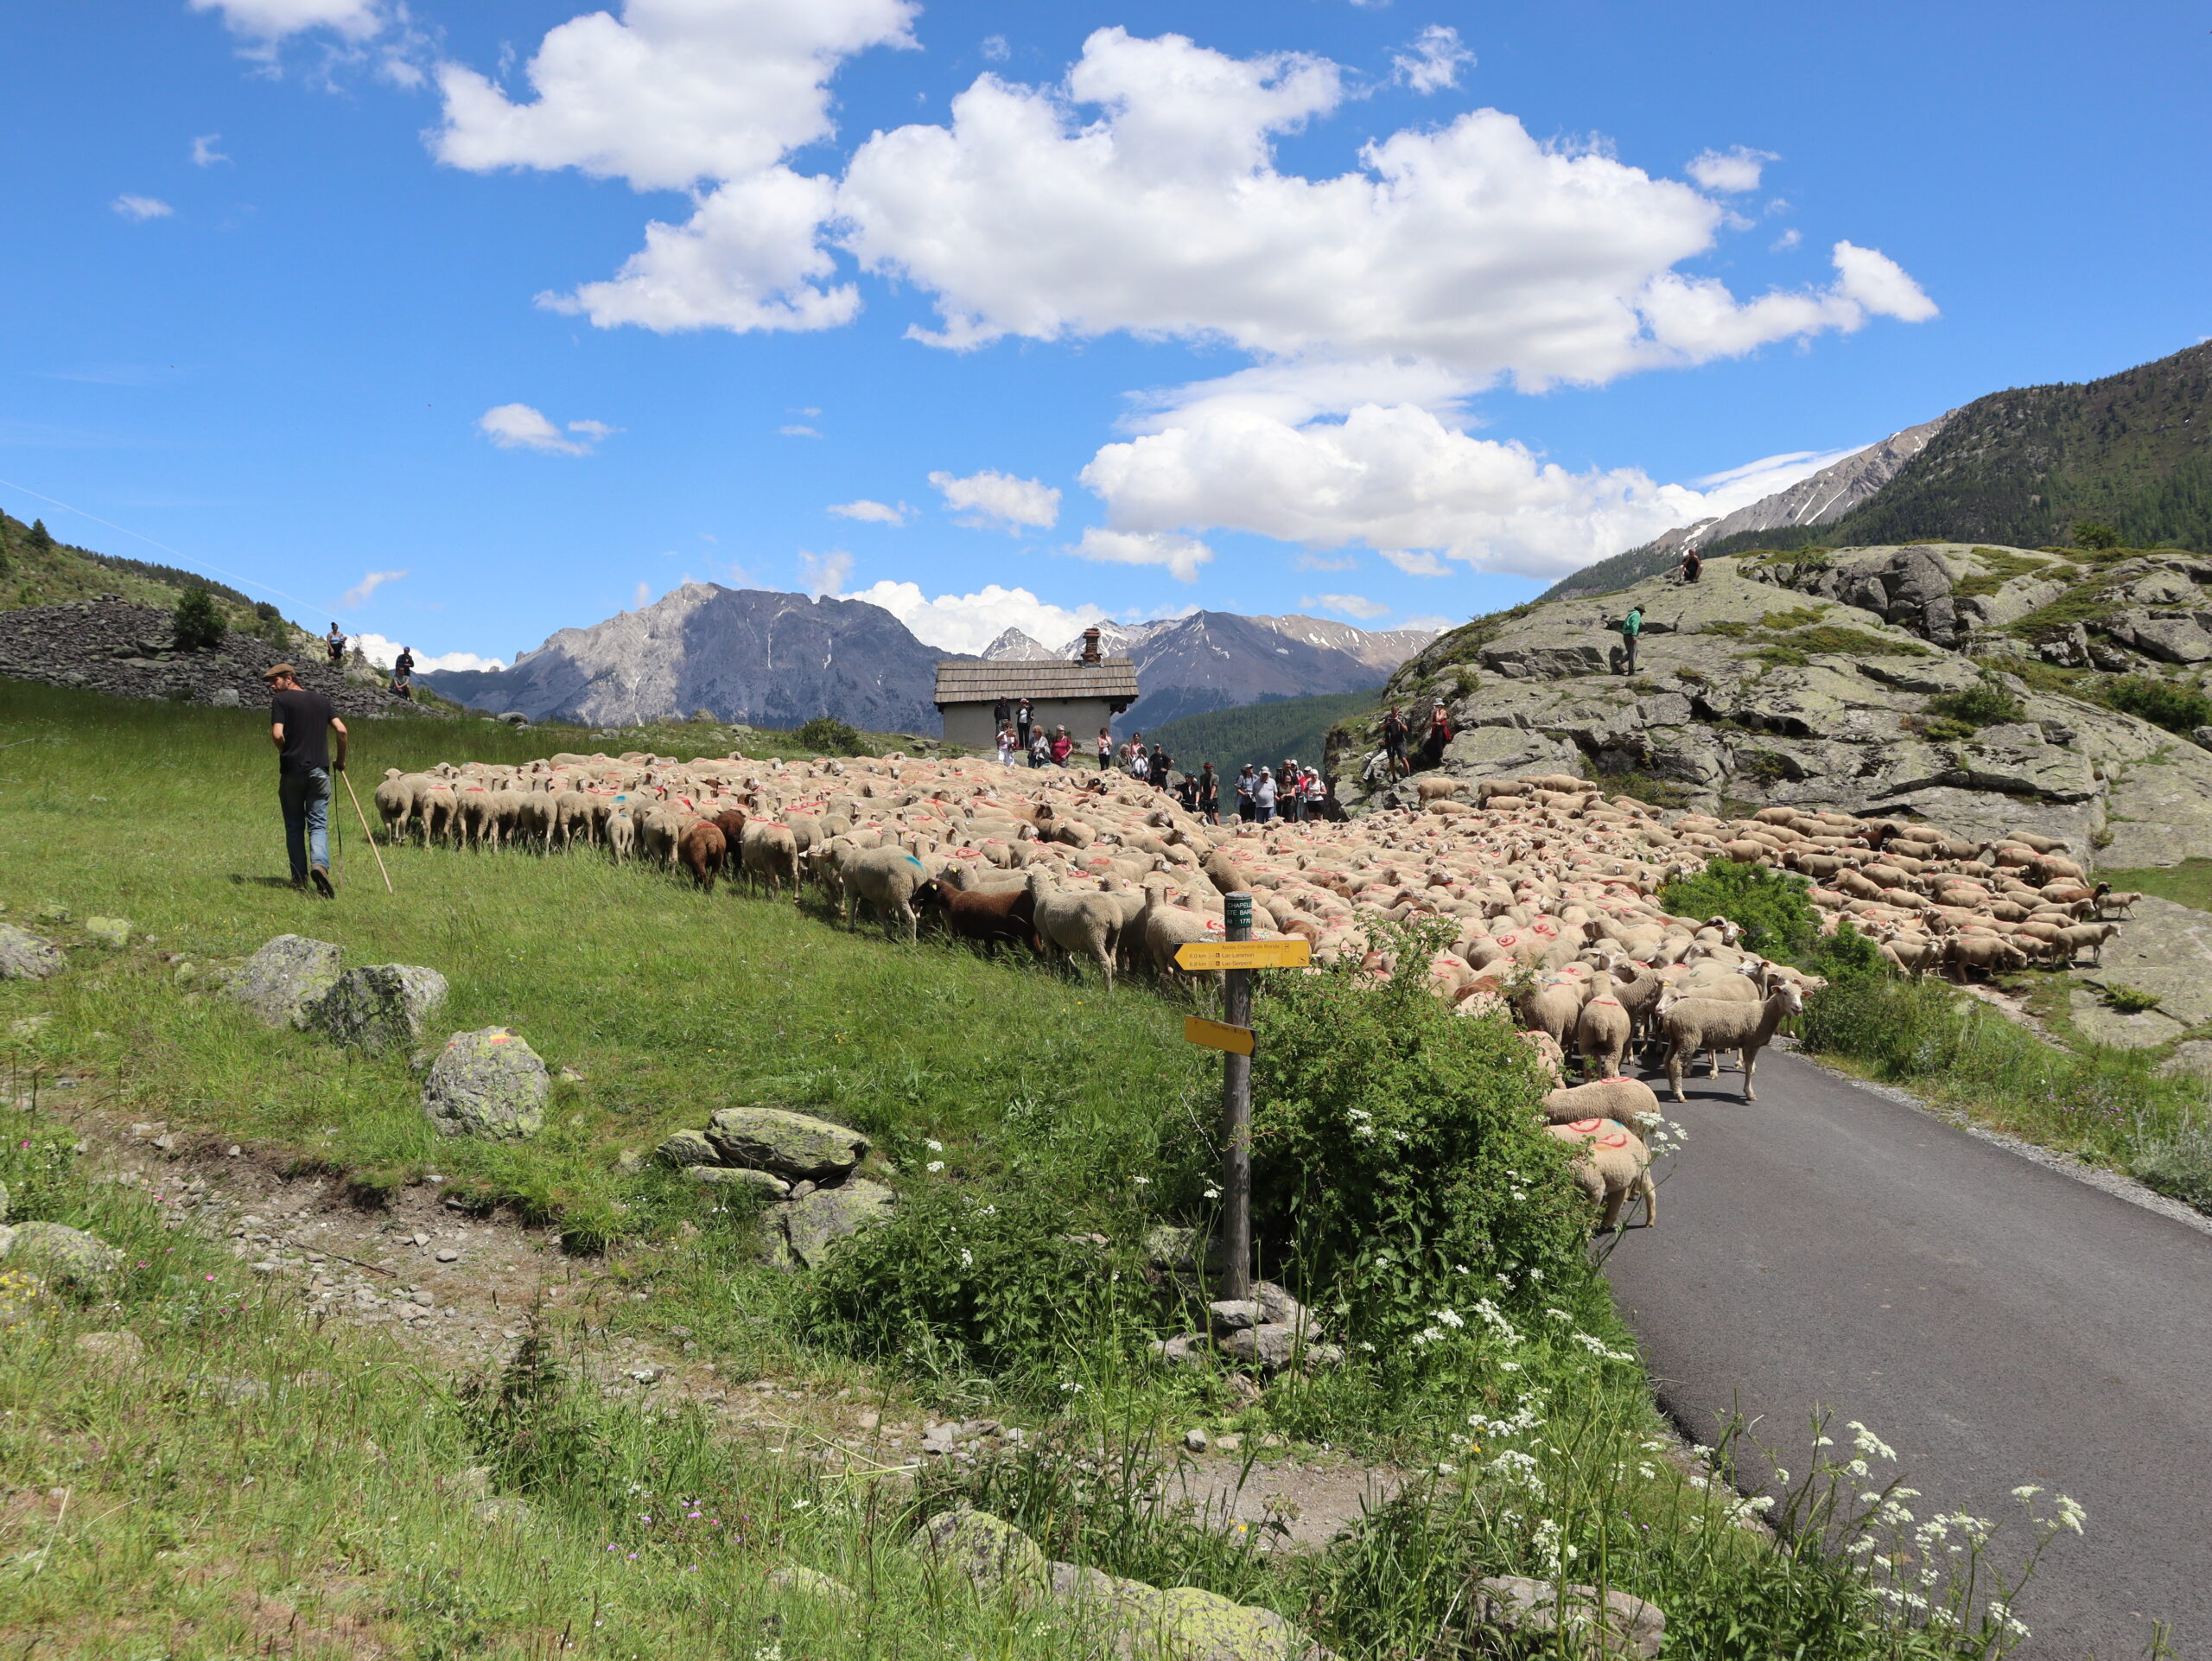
[338,768,395,894]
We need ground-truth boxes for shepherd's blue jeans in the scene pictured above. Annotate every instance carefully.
[280,768,331,880]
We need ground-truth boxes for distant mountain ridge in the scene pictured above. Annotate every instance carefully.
[1542,341,2212,602]
[1541,416,1951,601]
[423,587,1434,734]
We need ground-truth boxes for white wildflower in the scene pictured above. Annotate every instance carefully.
[925,1161,945,1173]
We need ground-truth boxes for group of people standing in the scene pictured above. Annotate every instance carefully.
[988,694,1330,825]
[1376,698,1457,781]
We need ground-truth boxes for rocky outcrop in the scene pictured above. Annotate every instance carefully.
[423,1028,549,1140]
[0,600,435,716]
[655,1106,888,1264]
[307,964,449,1053]
[0,1221,124,1286]
[0,924,64,981]
[1332,557,2212,868]
[226,934,343,1028]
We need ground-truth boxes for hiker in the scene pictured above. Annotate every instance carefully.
[1235,764,1257,822]
[993,694,1012,735]
[264,662,347,898]
[1304,767,1327,820]
[1027,728,1051,768]
[1050,725,1073,766]
[389,644,416,699]
[1096,728,1114,772]
[1255,766,1278,824]
[1615,605,1643,676]
[1015,697,1034,753]
[1420,701,1453,770]
[1381,703,1410,780]
[1176,769,1199,812]
[1679,549,1702,584]
[325,623,345,665]
[1279,758,1301,822]
[1197,762,1221,824]
[1152,748,1173,787]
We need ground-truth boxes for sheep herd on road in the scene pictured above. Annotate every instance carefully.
[372,750,2137,1233]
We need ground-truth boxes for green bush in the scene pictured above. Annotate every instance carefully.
[1924,671,2024,730]
[2104,983,2162,1015]
[1249,924,1592,1349]
[794,715,864,755]
[799,1184,1163,1396]
[1659,858,1821,960]
[2070,519,2122,551]
[171,586,226,650]
[2101,675,2212,736]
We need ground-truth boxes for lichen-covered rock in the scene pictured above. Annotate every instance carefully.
[1138,1585,1329,1661]
[1327,549,2212,866]
[422,1028,547,1140]
[784,1179,893,1266]
[767,1565,855,1603]
[916,1508,1047,1589]
[704,1106,866,1180]
[309,964,448,1052]
[83,916,132,947]
[1470,1575,1665,1660]
[0,923,65,982]
[1,1220,124,1286]
[685,1165,788,1196]
[226,934,342,1027]
[655,1128,717,1168]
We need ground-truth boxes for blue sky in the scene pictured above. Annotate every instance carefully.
[4,1,2207,670]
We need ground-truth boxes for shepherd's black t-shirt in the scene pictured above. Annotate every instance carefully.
[271,686,335,774]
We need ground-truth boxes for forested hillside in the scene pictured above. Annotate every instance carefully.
[1140,689,1378,778]
[1700,341,2211,559]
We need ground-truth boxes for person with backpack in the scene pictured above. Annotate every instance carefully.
[1615,605,1643,675]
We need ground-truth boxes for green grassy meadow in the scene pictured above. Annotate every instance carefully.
[0,679,2086,1658]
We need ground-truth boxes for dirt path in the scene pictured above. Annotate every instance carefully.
[22,1077,1408,1550]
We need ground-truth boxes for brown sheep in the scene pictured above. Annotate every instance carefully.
[914,877,1039,955]
[677,820,727,890]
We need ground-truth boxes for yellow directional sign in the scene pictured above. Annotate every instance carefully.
[1184,1015,1255,1056]
[1175,939,1313,971]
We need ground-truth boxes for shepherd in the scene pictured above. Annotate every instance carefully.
[1614,604,1643,676]
[264,663,348,898]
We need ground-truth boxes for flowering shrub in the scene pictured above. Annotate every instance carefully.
[1247,923,1593,1350]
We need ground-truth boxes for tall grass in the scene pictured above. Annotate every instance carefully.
[1801,977,2212,1208]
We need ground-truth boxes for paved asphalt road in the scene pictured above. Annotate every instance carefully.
[1602,1050,2212,1660]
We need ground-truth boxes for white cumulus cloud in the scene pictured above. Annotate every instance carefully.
[842,581,1109,655]
[929,468,1061,531]
[1078,396,1866,582]
[111,194,174,221]
[191,134,230,167]
[1688,145,1777,194]
[839,29,1933,388]
[340,568,407,609]
[433,0,914,332]
[353,632,505,674]
[475,403,615,455]
[1392,25,1471,93]
[1069,527,1213,582]
[829,499,908,525]
[189,0,382,41]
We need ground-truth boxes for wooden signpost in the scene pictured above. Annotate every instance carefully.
[1173,899,1316,1300]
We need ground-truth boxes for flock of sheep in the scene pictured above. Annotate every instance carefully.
[372,750,2135,1232]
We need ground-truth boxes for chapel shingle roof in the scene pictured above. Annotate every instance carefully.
[934,657,1140,705]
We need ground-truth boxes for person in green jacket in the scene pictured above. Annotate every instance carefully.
[1616,605,1643,675]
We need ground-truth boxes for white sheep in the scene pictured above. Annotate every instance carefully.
[1573,994,1631,1079]
[1545,1118,1655,1229]
[842,844,932,941]
[1542,1077,1661,1126]
[1027,869,1122,990]
[1657,981,1803,1103]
